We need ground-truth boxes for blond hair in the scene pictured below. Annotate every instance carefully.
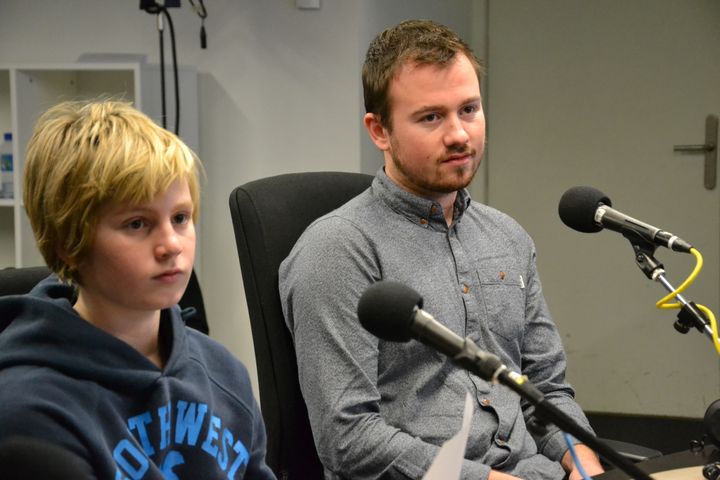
[23,100,201,283]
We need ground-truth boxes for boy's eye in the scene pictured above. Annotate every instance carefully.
[173,213,190,225]
[127,219,146,231]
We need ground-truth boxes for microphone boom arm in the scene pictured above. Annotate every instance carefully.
[444,335,654,480]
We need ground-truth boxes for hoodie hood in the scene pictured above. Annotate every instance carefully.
[0,275,186,393]
[0,275,276,480]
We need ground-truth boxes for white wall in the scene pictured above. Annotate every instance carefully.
[4,0,716,422]
[485,0,720,417]
[0,0,482,399]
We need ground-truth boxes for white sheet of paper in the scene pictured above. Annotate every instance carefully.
[422,391,474,480]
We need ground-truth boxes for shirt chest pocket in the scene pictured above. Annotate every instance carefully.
[477,266,526,353]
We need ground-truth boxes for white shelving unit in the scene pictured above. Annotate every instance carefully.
[0,62,198,269]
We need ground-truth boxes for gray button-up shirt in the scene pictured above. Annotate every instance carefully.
[279,170,594,479]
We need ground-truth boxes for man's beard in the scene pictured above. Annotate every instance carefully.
[389,142,480,194]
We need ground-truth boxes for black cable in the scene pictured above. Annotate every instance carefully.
[142,1,183,135]
[188,0,208,49]
[158,12,167,130]
[162,8,180,135]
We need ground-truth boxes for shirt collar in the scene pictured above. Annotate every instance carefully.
[373,168,472,229]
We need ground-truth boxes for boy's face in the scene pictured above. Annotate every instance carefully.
[75,179,196,319]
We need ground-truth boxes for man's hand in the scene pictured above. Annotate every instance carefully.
[488,470,523,480]
[562,444,605,479]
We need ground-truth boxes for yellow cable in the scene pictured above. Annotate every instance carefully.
[698,304,720,355]
[655,248,720,355]
[655,248,702,309]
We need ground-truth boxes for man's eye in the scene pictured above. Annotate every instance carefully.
[421,113,440,122]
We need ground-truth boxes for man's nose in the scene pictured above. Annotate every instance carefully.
[443,115,470,147]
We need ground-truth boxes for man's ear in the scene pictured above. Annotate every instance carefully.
[363,113,390,151]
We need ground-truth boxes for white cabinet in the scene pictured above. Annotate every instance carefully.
[0,62,198,268]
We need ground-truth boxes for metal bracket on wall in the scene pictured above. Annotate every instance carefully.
[673,114,718,190]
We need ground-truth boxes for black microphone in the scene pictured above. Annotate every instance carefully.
[357,280,533,392]
[558,186,692,253]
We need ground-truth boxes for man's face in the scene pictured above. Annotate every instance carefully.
[75,179,196,321]
[369,54,486,199]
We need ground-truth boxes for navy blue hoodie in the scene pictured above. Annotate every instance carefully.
[0,276,276,480]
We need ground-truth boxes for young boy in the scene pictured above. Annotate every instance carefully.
[0,100,276,480]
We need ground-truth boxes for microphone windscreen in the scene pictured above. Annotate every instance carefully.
[357,280,423,342]
[558,186,612,233]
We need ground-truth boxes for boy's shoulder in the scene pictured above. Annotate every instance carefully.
[183,328,255,400]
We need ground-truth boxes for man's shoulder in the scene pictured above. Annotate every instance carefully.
[299,188,380,239]
[279,187,386,288]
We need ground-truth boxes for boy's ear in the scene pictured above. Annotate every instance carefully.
[363,113,390,151]
[56,247,74,267]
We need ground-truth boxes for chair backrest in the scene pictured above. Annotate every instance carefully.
[0,266,51,296]
[0,266,210,335]
[228,171,374,479]
[181,269,210,335]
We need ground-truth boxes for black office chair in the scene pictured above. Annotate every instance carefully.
[228,171,661,479]
[229,171,374,479]
[0,266,210,335]
[0,266,51,297]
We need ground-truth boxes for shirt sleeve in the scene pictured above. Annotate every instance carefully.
[518,244,596,462]
[279,216,492,480]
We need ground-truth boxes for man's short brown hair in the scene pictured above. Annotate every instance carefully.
[362,19,484,130]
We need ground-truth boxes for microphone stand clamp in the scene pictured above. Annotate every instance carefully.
[626,235,714,340]
[629,238,665,281]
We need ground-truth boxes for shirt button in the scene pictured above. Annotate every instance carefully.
[481,398,490,406]
[419,218,428,225]
[430,206,438,214]
[462,284,470,294]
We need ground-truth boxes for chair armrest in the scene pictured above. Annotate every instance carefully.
[598,438,662,464]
